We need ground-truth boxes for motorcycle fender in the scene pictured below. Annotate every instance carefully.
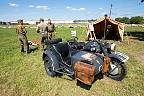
[108,52,129,63]
[43,50,60,70]
[43,49,50,60]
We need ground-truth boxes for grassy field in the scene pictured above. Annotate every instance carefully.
[0,26,144,96]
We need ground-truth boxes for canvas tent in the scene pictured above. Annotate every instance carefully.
[93,16,125,41]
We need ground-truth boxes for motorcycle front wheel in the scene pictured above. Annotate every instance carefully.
[107,58,127,81]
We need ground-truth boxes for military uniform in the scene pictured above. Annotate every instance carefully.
[16,22,29,53]
[47,22,55,40]
[36,22,48,48]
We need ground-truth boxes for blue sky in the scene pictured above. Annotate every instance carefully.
[0,0,143,21]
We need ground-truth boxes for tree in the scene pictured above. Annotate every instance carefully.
[121,17,130,24]
[115,17,122,22]
[130,16,144,24]
[115,17,130,24]
[115,16,144,24]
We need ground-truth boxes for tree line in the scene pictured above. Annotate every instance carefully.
[115,16,144,24]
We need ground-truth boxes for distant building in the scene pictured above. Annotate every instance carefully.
[51,20,74,24]
[0,21,11,25]
[10,20,74,25]
[25,20,37,25]
[11,20,37,25]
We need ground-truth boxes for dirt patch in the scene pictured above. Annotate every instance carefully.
[135,51,144,64]
[139,52,144,62]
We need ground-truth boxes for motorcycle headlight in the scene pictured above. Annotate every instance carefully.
[110,43,116,51]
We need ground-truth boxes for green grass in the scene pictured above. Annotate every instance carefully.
[0,26,144,96]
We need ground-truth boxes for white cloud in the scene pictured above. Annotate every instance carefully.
[71,8,77,11]
[8,3,18,7]
[36,5,49,10]
[66,6,86,11]
[29,5,34,8]
[72,8,85,11]
[80,8,85,10]
[72,8,86,11]
[99,8,103,10]
[66,6,71,9]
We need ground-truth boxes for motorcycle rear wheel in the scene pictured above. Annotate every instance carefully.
[44,56,56,77]
[107,58,127,81]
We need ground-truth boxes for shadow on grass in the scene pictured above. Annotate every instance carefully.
[126,31,144,41]
[57,74,74,81]
[28,47,39,53]
[76,73,104,90]
[56,74,94,90]
[76,80,92,90]
[56,73,103,90]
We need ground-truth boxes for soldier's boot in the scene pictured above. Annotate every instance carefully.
[21,48,24,53]
[49,33,52,40]
[26,45,30,54]
[41,43,44,50]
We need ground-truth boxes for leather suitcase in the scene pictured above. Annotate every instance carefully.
[74,61,96,85]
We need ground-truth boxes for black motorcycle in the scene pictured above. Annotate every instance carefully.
[68,39,129,81]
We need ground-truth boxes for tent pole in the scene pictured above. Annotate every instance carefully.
[104,15,107,40]
[109,4,112,18]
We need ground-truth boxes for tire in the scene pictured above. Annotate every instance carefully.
[44,56,57,77]
[107,58,127,81]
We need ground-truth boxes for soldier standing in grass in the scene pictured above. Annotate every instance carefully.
[16,19,29,53]
[36,18,48,49]
[47,19,55,40]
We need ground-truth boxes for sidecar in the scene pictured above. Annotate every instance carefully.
[43,38,107,85]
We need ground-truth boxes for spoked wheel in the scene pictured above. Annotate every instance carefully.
[44,56,56,77]
[107,58,127,81]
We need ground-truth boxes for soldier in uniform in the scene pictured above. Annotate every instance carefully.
[16,19,29,53]
[47,19,55,40]
[36,18,48,49]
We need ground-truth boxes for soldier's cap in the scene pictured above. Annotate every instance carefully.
[17,19,23,22]
[40,18,44,22]
[48,18,51,21]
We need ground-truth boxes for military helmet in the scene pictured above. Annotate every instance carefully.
[48,18,51,23]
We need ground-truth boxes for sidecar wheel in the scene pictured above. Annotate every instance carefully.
[107,58,127,81]
[44,56,56,77]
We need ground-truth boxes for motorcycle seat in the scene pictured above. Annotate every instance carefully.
[53,42,70,59]
[46,38,62,44]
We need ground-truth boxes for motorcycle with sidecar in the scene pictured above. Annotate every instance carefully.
[43,38,129,85]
